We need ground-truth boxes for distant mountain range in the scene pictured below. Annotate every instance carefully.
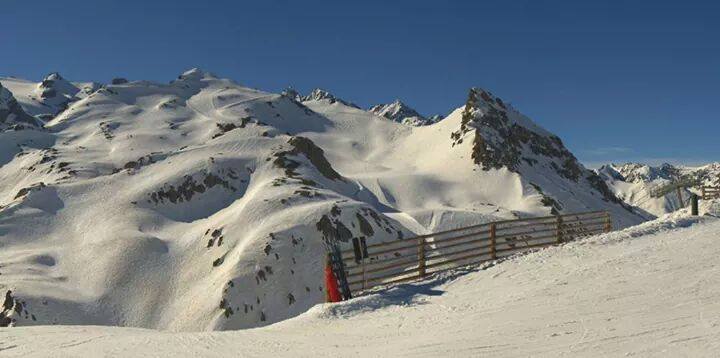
[598,162,720,217]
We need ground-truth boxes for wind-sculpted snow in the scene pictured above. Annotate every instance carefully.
[0,69,644,331]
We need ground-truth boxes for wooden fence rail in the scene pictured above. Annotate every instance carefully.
[337,211,612,295]
[702,186,720,200]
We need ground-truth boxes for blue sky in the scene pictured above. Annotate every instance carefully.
[2,0,718,167]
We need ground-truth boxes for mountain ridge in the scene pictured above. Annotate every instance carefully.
[369,99,434,126]
[597,162,720,217]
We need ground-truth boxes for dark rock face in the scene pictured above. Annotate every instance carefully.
[273,136,343,183]
[301,88,360,109]
[122,154,158,171]
[0,83,41,130]
[530,183,562,215]
[149,170,238,204]
[454,88,581,178]
[453,87,630,209]
[98,121,117,139]
[356,213,374,236]
[586,172,628,205]
[212,117,250,139]
[315,214,353,243]
[0,290,35,327]
[14,182,46,200]
[111,78,129,85]
[315,204,403,248]
[369,100,433,126]
[605,163,681,183]
[281,87,302,102]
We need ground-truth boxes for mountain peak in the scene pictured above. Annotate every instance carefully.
[301,88,359,108]
[604,162,680,183]
[36,72,79,99]
[302,88,335,101]
[369,99,432,126]
[39,72,72,89]
[177,68,215,81]
[281,86,302,101]
[43,72,64,82]
[467,87,510,111]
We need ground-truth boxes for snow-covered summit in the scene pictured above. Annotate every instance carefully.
[301,88,359,108]
[0,72,85,120]
[34,72,80,109]
[599,162,679,183]
[369,99,433,126]
[176,67,217,82]
[598,162,720,218]
[281,86,302,101]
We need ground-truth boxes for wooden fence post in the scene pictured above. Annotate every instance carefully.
[418,237,426,277]
[702,186,706,200]
[676,187,685,208]
[556,216,564,244]
[490,223,497,260]
[361,256,366,290]
[604,212,612,233]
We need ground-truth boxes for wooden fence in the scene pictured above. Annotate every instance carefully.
[337,211,612,295]
[702,186,720,200]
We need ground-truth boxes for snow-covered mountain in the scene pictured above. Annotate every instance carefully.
[598,162,720,217]
[299,88,360,109]
[0,69,644,331]
[0,73,101,122]
[0,82,41,130]
[369,99,434,126]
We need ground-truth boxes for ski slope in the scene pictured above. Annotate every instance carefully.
[3,211,719,357]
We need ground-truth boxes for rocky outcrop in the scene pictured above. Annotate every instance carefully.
[369,99,433,126]
[453,87,629,208]
[0,83,41,130]
[273,136,344,184]
[301,88,359,108]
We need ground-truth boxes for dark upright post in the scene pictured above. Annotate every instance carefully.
[691,194,699,216]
